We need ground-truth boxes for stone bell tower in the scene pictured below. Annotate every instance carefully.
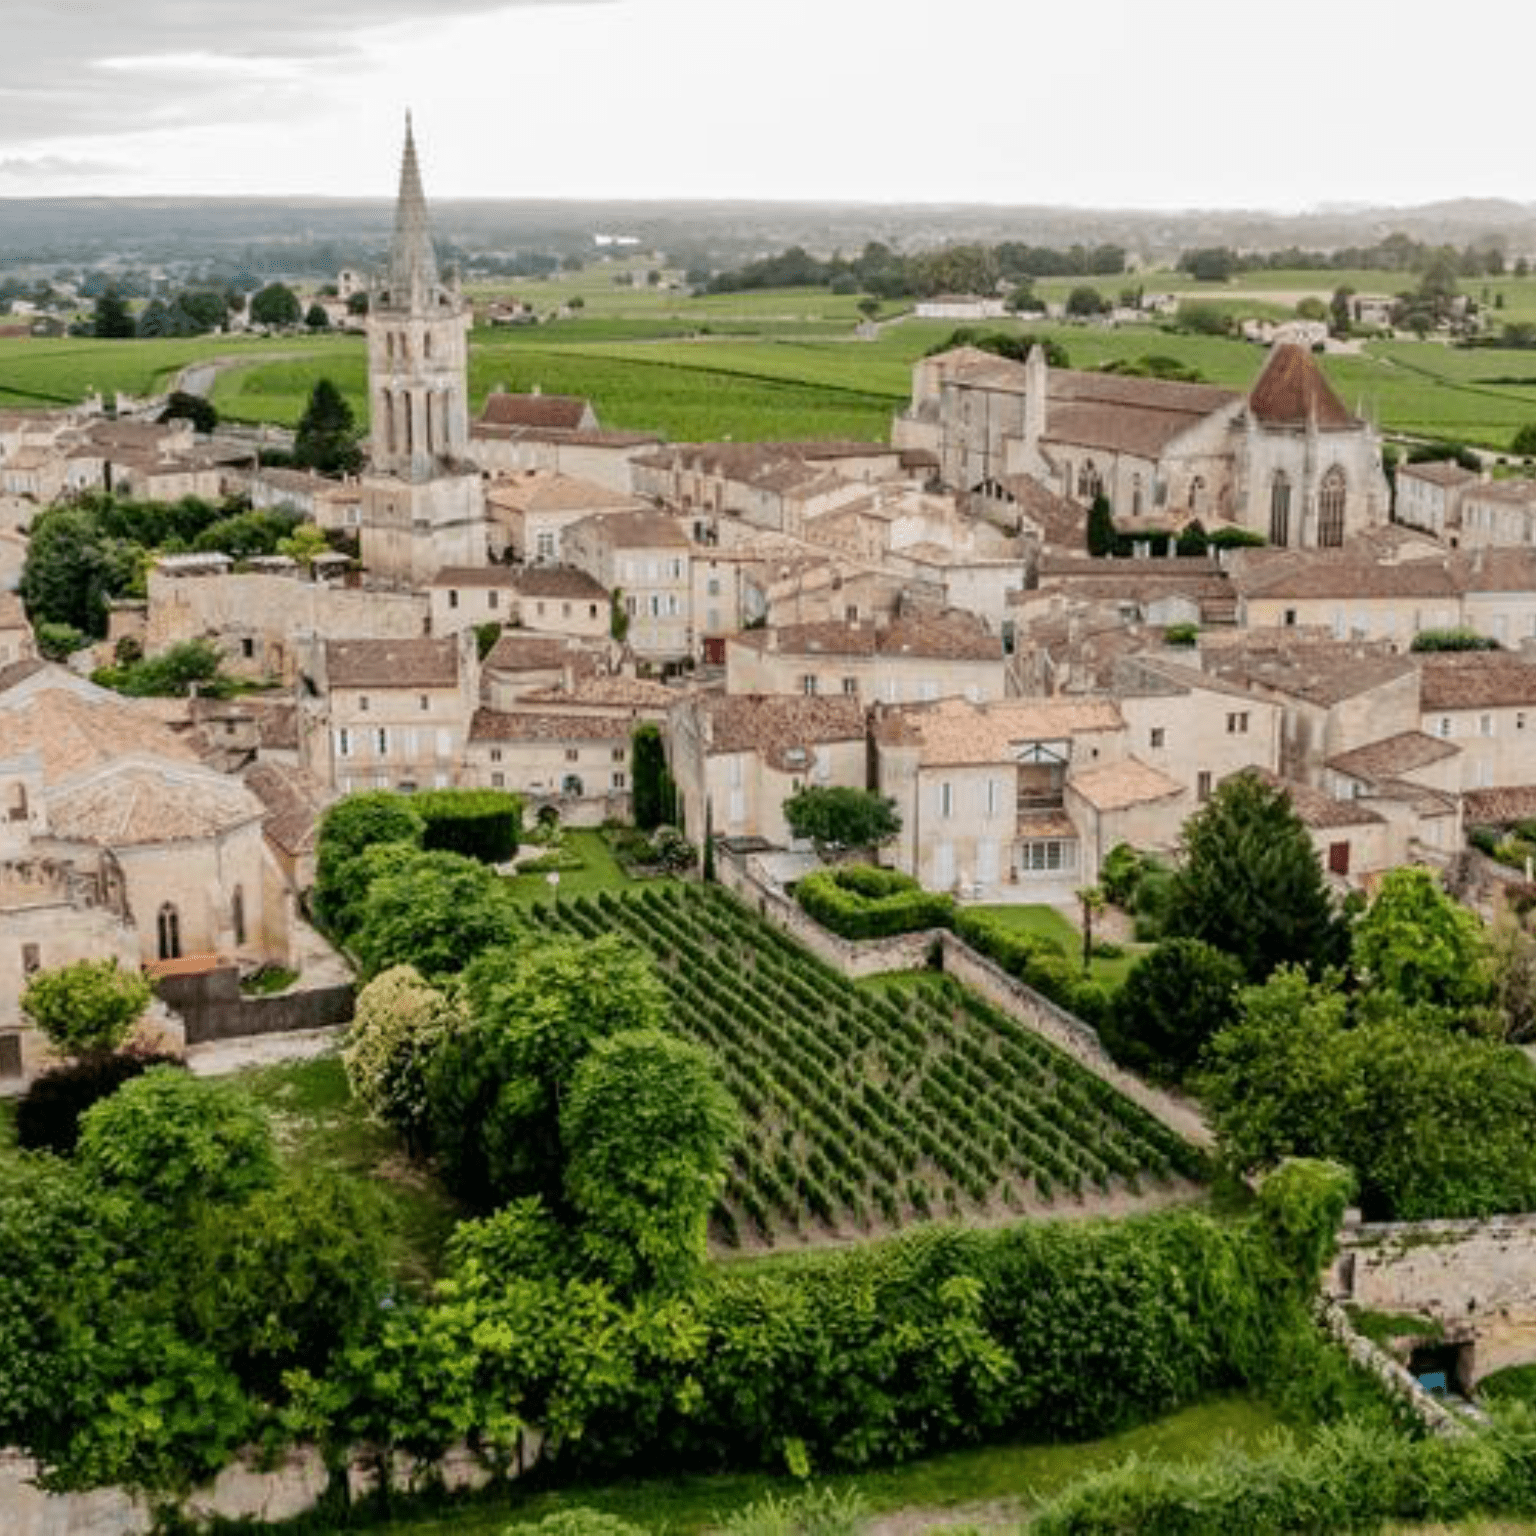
[359,116,488,586]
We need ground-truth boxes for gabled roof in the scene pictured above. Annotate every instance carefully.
[479,391,593,431]
[874,695,1123,767]
[1419,653,1536,710]
[1068,756,1184,812]
[1326,731,1460,782]
[695,693,866,768]
[325,637,458,690]
[1247,343,1358,430]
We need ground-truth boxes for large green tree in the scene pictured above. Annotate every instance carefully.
[563,1028,739,1295]
[1101,937,1244,1082]
[1165,771,1346,981]
[90,286,135,338]
[292,377,363,476]
[427,934,670,1208]
[1203,968,1536,1219]
[248,282,301,328]
[20,958,151,1058]
[782,785,901,858]
[630,723,677,831]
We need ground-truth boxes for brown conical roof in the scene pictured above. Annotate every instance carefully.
[1248,343,1357,429]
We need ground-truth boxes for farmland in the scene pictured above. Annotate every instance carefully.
[538,883,1205,1249]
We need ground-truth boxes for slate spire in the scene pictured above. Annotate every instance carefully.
[388,112,440,299]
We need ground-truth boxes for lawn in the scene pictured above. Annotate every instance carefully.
[504,828,676,904]
[354,1395,1287,1535]
[225,1053,463,1287]
[965,903,1145,988]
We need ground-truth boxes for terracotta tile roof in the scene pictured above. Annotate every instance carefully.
[479,391,592,431]
[1453,549,1536,592]
[249,699,299,752]
[737,609,1002,664]
[243,760,327,857]
[1419,653,1536,710]
[1234,552,1459,601]
[520,676,676,709]
[997,473,1083,548]
[577,510,690,549]
[1465,785,1536,825]
[1247,768,1384,829]
[1068,756,1184,812]
[483,634,597,673]
[475,424,659,448]
[484,472,643,515]
[50,760,264,845]
[698,693,866,769]
[876,695,1123,767]
[0,657,46,694]
[513,567,608,601]
[1,673,200,780]
[1461,480,1536,506]
[1326,731,1459,781]
[430,566,518,588]
[325,638,459,690]
[469,707,631,744]
[1247,343,1358,429]
[1206,646,1417,707]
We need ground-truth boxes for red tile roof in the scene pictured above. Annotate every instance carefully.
[1247,343,1357,430]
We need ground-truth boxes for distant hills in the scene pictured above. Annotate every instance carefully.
[3,195,1534,273]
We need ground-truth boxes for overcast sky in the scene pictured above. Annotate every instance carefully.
[2,0,1533,209]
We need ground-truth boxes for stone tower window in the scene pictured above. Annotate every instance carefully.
[1319,466,1347,548]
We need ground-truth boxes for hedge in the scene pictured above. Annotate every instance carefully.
[413,788,523,864]
[952,908,1111,1026]
[794,866,956,941]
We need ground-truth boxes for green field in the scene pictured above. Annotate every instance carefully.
[539,884,1204,1247]
[369,1394,1286,1535]
[12,271,1536,448]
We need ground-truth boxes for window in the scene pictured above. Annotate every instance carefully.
[612,771,627,790]
[7,783,26,823]
[157,903,181,962]
[1519,713,1527,732]
[565,748,580,762]
[241,637,255,659]
[842,677,858,695]
[448,589,459,609]
[611,747,626,762]
[1479,713,1495,738]
[21,942,40,976]
[588,604,599,619]
[491,772,505,788]
[939,781,953,819]
[490,748,502,762]
[231,886,245,948]
[1284,608,1298,627]
[707,577,721,597]
[1318,466,1347,548]
[1150,727,1166,749]
[1226,712,1249,735]
[359,696,369,712]
[336,728,352,758]
[1269,471,1291,547]
[489,591,499,611]
[1437,716,1453,739]
[562,602,571,618]
[1197,770,1213,802]
[419,694,429,712]
[801,674,818,695]
[537,601,547,616]
[1020,839,1075,872]
[986,778,998,818]
[536,531,556,561]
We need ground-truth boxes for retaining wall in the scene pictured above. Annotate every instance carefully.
[155,966,354,1045]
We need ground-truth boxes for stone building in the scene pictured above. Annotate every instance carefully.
[563,510,692,666]
[895,342,1390,548]
[358,120,488,586]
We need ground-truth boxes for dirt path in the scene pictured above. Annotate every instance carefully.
[865,1498,1029,1535]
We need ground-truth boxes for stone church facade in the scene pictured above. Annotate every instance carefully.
[359,120,489,586]
[895,342,1389,550]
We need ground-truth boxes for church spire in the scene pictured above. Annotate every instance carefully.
[388,112,441,299]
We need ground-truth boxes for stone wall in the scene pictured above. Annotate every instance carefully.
[716,848,1212,1150]
[155,965,354,1045]
[1332,1210,1536,1383]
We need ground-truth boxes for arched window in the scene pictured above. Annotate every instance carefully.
[157,903,181,962]
[231,886,246,948]
[1189,475,1205,515]
[561,773,584,798]
[1131,473,1144,518]
[1270,471,1292,547]
[1077,461,1102,501]
[1318,465,1347,548]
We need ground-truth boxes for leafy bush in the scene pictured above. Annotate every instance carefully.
[796,866,955,940]
[21,957,152,1057]
[413,787,522,864]
[1163,622,1198,647]
[312,790,426,936]
[1101,938,1244,1082]
[951,908,1105,1022]
[15,1051,185,1155]
[1411,626,1500,652]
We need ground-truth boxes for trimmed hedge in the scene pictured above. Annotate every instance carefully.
[413,789,522,864]
[952,908,1110,1027]
[795,866,956,940]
